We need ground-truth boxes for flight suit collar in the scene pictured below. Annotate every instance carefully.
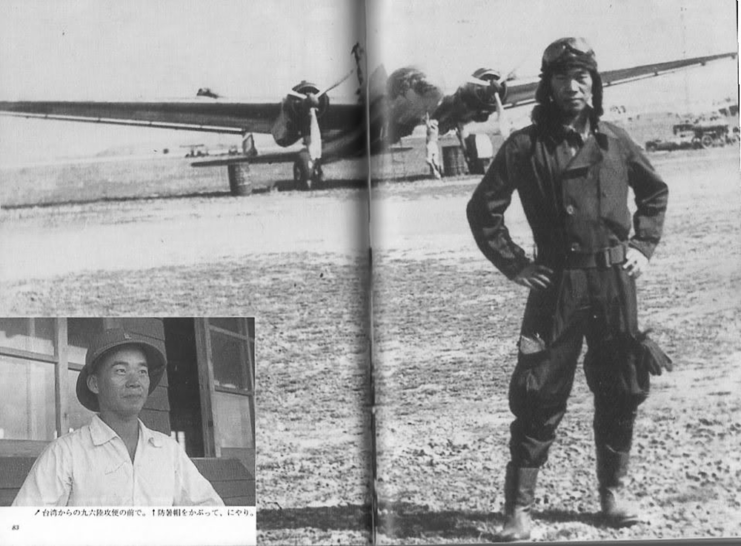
[564,131,603,172]
[541,119,609,152]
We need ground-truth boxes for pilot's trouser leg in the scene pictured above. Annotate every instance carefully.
[584,267,649,528]
[496,278,586,542]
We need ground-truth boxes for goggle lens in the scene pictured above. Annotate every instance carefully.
[543,37,594,65]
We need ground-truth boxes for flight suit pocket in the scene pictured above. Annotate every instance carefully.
[597,157,631,232]
[508,339,548,417]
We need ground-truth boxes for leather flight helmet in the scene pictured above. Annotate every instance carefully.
[541,37,598,73]
[534,36,604,121]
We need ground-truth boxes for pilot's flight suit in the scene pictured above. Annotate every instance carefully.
[467,119,668,468]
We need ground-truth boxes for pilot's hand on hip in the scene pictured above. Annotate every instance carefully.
[513,264,554,291]
[623,247,648,278]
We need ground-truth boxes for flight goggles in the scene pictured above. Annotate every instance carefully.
[541,37,597,72]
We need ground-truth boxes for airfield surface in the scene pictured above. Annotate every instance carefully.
[1,146,740,543]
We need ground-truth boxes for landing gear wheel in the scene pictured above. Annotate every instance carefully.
[310,164,324,190]
[700,134,714,148]
[293,156,312,191]
[293,152,323,191]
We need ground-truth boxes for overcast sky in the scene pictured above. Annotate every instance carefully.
[0,0,737,163]
[371,0,737,83]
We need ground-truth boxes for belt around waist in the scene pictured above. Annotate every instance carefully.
[564,242,628,269]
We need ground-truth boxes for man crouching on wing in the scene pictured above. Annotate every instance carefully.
[466,37,669,541]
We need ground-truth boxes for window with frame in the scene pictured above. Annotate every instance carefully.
[0,318,107,455]
[207,319,255,450]
[0,319,57,445]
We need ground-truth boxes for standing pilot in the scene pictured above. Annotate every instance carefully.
[13,328,224,506]
[467,38,668,541]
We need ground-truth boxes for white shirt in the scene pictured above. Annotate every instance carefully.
[12,415,224,506]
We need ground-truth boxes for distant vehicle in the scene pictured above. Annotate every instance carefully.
[646,119,737,151]
[645,131,700,152]
[182,144,209,158]
[674,119,733,147]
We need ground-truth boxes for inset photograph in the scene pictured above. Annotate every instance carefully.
[0,317,255,507]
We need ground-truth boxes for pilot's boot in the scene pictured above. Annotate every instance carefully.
[596,445,641,527]
[494,462,539,542]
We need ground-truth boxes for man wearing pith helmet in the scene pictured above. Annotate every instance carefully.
[13,328,224,506]
[467,37,668,540]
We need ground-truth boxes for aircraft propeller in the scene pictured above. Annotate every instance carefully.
[285,69,355,162]
[465,71,511,137]
[271,68,356,189]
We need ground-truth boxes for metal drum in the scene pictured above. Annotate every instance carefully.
[227,163,253,196]
[442,145,468,176]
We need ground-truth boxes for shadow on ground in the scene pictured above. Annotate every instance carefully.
[258,501,609,540]
[374,502,608,541]
[2,178,367,209]
[258,504,372,533]
[372,174,432,184]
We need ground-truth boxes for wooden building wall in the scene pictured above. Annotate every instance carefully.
[113,318,171,436]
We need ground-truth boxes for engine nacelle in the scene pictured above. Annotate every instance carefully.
[435,68,508,135]
[383,67,444,142]
[460,68,508,114]
[272,81,330,147]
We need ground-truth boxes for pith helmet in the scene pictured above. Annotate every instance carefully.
[76,328,167,412]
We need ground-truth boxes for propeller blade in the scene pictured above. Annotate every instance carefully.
[317,68,355,97]
[287,90,308,100]
[307,107,322,161]
[504,48,532,82]
[466,76,491,87]
[494,92,510,139]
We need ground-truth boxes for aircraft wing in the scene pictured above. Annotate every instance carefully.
[0,99,363,136]
[191,151,302,167]
[0,51,734,151]
[191,143,414,168]
[501,51,738,109]
[411,51,737,138]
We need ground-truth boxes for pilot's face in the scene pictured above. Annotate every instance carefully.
[88,346,150,418]
[550,67,593,117]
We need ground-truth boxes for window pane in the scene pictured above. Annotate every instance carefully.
[67,318,107,366]
[0,355,55,440]
[68,369,96,432]
[213,392,253,448]
[211,331,249,390]
[0,318,55,356]
[247,318,255,341]
[209,318,241,333]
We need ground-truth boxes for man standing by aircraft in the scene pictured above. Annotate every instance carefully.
[466,38,669,541]
[425,114,443,179]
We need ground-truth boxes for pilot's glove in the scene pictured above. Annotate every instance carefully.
[635,329,673,376]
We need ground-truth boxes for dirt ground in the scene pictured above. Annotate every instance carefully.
[1,146,740,544]
[372,147,741,543]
